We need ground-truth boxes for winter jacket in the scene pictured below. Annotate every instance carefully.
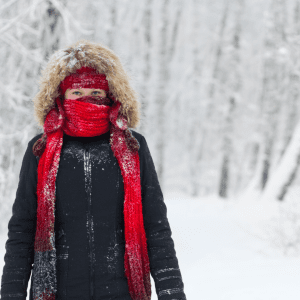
[0,129,186,300]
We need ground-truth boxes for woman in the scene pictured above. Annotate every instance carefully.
[0,40,186,300]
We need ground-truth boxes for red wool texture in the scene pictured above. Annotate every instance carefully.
[59,66,110,96]
[32,94,151,300]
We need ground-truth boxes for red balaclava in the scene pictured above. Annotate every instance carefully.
[59,66,110,98]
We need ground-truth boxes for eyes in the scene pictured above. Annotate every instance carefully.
[72,90,103,96]
[65,88,106,100]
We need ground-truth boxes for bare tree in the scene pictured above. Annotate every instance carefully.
[261,0,300,201]
[262,119,300,201]
[259,0,288,191]
[154,0,169,190]
[188,0,204,197]
[218,0,245,198]
[192,0,230,196]
[41,0,65,60]
[139,0,153,135]
[107,0,117,50]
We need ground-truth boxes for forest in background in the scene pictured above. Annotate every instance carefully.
[1,0,300,231]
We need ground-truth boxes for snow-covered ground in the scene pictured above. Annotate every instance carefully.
[157,190,300,300]
[0,191,299,299]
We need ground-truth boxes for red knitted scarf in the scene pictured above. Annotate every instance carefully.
[31,95,151,300]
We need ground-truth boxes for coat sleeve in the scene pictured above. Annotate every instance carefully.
[1,139,38,300]
[139,135,187,300]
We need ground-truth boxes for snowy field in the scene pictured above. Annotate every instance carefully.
[0,191,299,299]
[156,191,300,300]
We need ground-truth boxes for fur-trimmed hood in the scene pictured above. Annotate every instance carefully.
[33,39,140,129]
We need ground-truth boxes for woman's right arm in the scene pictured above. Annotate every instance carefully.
[0,136,40,300]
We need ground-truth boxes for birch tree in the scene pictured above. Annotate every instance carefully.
[219,0,245,198]
[197,0,230,195]
[262,119,300,201]
[139,0,153,135]
[154,0,169,189]
[188,0,203,197]
[259,0,288,191]
[261,0,300,201]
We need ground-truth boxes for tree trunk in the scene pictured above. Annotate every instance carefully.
[261,0,300,201]
[41,0,65,60]
[189,0,203,197]
[262,119,300,201]
[154,0,169,190]
[259,0,287,191]
[139,0,153,135]
[219,97,236,198]
[107,0,117,50]
[219,0,244,198]
[196,0,229,196]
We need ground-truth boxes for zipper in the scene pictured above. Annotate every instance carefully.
[84,148,95,299]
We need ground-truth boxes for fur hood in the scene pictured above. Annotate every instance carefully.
[33,39,140,129]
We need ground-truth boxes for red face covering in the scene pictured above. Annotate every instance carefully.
[58,66,112,136]
[62,96,112,136]
[60,66,112,131]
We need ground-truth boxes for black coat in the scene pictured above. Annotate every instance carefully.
[0,129,186,300]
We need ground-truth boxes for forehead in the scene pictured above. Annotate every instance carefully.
[67,88,103,90]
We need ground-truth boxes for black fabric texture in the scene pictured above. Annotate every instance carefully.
[0,129,186,300]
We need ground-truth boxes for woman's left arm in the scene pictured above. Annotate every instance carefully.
[138,135,187,300]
